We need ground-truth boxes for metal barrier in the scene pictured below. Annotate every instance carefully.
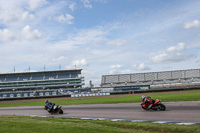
[0,90,59,99]
[0,88,91,100]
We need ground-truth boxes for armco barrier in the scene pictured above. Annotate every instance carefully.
[0,88,92,100]
[0,91,60,100]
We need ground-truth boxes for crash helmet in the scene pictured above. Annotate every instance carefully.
[141,95,146,100]
[45,100,48,104]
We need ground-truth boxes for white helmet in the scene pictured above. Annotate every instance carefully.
[141,95,146,99]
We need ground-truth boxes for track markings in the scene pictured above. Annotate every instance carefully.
[26,115,200,125]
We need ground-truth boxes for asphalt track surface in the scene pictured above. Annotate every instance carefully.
[0,101,200,123]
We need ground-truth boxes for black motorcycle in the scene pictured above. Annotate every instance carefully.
[45,104,64,114]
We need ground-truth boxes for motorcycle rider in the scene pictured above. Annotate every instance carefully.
[141,95,155,110]
[45,100,55,112]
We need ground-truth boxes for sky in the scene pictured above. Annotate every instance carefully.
[1,0,200,87]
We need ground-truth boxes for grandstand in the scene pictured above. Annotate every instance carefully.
[0,69,84,92]
[101,69,200,90]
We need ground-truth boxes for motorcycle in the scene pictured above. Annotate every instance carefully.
[141,99,166,111]
[45,104,64,114]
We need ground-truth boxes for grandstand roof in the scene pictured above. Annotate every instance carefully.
[0,69,82,77]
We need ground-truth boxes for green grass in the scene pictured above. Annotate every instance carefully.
[0,115,199,133]
[0,91,200,107]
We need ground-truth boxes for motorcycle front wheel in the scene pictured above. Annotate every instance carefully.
[58,108,63,114]
[141,106,149,111]
[158,104,166,111]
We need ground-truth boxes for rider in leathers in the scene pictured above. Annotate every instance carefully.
[45,100,55,112]
[141,95,155,110]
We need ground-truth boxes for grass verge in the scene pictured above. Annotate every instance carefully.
[0,115,199,133]
[0,91,200,107]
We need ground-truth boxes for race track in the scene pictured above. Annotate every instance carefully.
[0,101,200,123]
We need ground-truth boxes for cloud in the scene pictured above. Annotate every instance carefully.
[67,27,108,46]
[109,69,120,74]
[167,43,186,52]
[29,0,48,11]
[69,2,76,12]
[81,0,93,9]
[106,39,128,46]
[0,29,17,41]
[66,59,88,69]
[56,14,74,24]
[151,53,190,63]
[0,1,36,23]
[22,25,43,40]
[52,56,67,62]
[73,59,88,66]
[0,10,18,23]
[183,20,200,29]
[121,69,131,74]
[110,64,122,69]
[22,11,35,20]
[151,43,192,63]
[109,64,127,74]
[0,11,34,23]
[132,63,150,71]
[43,26,110,57]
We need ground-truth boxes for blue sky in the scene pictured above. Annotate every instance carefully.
[1,0,200,86]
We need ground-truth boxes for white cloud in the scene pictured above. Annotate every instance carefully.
[81,0,93,9]
[151,42,193,63]
[0,1,36,23]
[22,25,43,40]
[167,43,186,52]
[110,64,122,69]
[183,20,200,29]
[109,64,127,74]
[66,59,88,69]
[132,63,150,71]
[56,14,74,24]
[151,51,192,63]
[0,11,34,23]
[67,27,108,46]
[106,39,128,46]
[121,69,131,74]
[22,11,35,20]
[109,69,119,74]
[69,2,76,12]
[52,56,67,62]
[151,53,185,63]
[29,0,48,11]
[73,59,88,66]
[0,10,18,23]
[0,29,17,41]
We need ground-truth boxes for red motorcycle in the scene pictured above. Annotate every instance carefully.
[141,99,166,111]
